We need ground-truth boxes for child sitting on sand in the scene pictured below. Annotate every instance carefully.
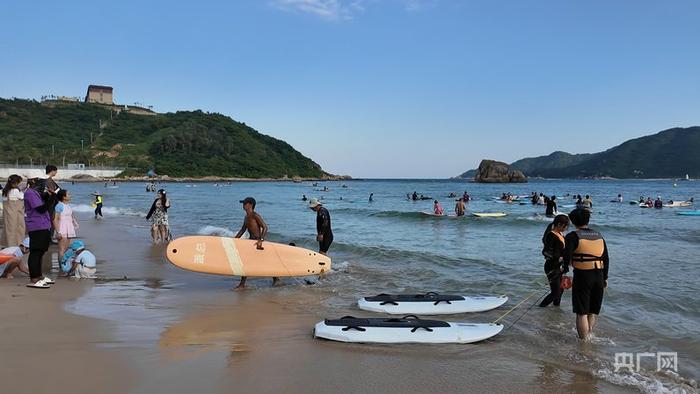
[59,240,97,279]
[0,238,30,278]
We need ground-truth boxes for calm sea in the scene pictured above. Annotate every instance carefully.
[63,179,699,392]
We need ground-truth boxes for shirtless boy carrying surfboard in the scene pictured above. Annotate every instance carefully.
[234,197,278,289]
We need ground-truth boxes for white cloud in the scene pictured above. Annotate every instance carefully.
[270,0,435,21]
[403,0,437,12]
[271,0,366,20]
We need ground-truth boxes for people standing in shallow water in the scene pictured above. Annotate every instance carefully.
[455,198,466,217]
[563,208,609,340]
[92,192,103,219]
[540,215,569,307]
[545,195,557,217]
[369,193,374,202]
[146,189,171,243]
[309,198,333,255]
[302,194,308,201]
[582,195,593,210]
[654,196,663,209]
[233,197,274,290]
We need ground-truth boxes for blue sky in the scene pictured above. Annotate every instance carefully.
[1,0,699,178]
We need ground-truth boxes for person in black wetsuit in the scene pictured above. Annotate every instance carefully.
[539,214,569,307]
[563,208,609,340]
[309,198,333,255]
[545,195,557,217]
[412,191,418,201]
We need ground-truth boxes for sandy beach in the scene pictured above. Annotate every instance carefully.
[0,206,646,394]
[0,280,134,394]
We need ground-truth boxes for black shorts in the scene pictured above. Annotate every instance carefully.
[572,269,605,315]
[319,233,333,253]
[28,229,51,251]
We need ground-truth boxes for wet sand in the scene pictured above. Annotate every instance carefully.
[0,280,134,394]
[0,213,638,393]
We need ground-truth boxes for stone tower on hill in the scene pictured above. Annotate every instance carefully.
[85,85,113,105]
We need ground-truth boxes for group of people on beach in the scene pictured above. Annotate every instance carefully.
[0,165,98,288]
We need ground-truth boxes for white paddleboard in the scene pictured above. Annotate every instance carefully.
[420,212,460,218]
[472,212,507,218]
[663,201,692,208]
[314,316,503,344]
[358,293,508,315]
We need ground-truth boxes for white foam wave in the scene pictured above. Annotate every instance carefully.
[197,225,236,237]
[72,204,145,217]
[595,368,696,394]
[332,260,350,272]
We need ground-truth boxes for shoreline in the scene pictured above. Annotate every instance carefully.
[0,175,353,183]
[1,182,696,393]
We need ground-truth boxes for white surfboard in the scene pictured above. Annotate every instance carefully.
[314,316,503,344]
[472,212,507,218]
[358,293,508,315]
[420,212,459,218]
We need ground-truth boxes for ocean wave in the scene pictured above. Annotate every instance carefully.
[595,367,697,394]
[72,204,145,217]
[197,225,236,237]
[370,210,426,219]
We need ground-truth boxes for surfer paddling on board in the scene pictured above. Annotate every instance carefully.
[234,197,276,289]
[309,198,333,255]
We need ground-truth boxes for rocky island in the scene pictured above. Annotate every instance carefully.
[473,159,527,183]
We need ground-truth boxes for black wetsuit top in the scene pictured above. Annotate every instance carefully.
[316,207,332,237]
[542,232,565,274]
[545,199,557,215]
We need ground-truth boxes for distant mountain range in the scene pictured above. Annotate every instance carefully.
[456,126,700,179]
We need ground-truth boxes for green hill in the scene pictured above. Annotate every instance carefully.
[520,127,700,178]
[0,98,328,178]
[509,151,593,175]
[456,127,700,179]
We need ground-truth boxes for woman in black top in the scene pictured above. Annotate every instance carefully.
[540,214,570,307]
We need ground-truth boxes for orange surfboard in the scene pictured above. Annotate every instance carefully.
[166,236,331,277]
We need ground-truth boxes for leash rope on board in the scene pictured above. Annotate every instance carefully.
[492,287,548,325]
[505,291,548,331]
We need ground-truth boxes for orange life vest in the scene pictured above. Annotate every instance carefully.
[572,229,605,270]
